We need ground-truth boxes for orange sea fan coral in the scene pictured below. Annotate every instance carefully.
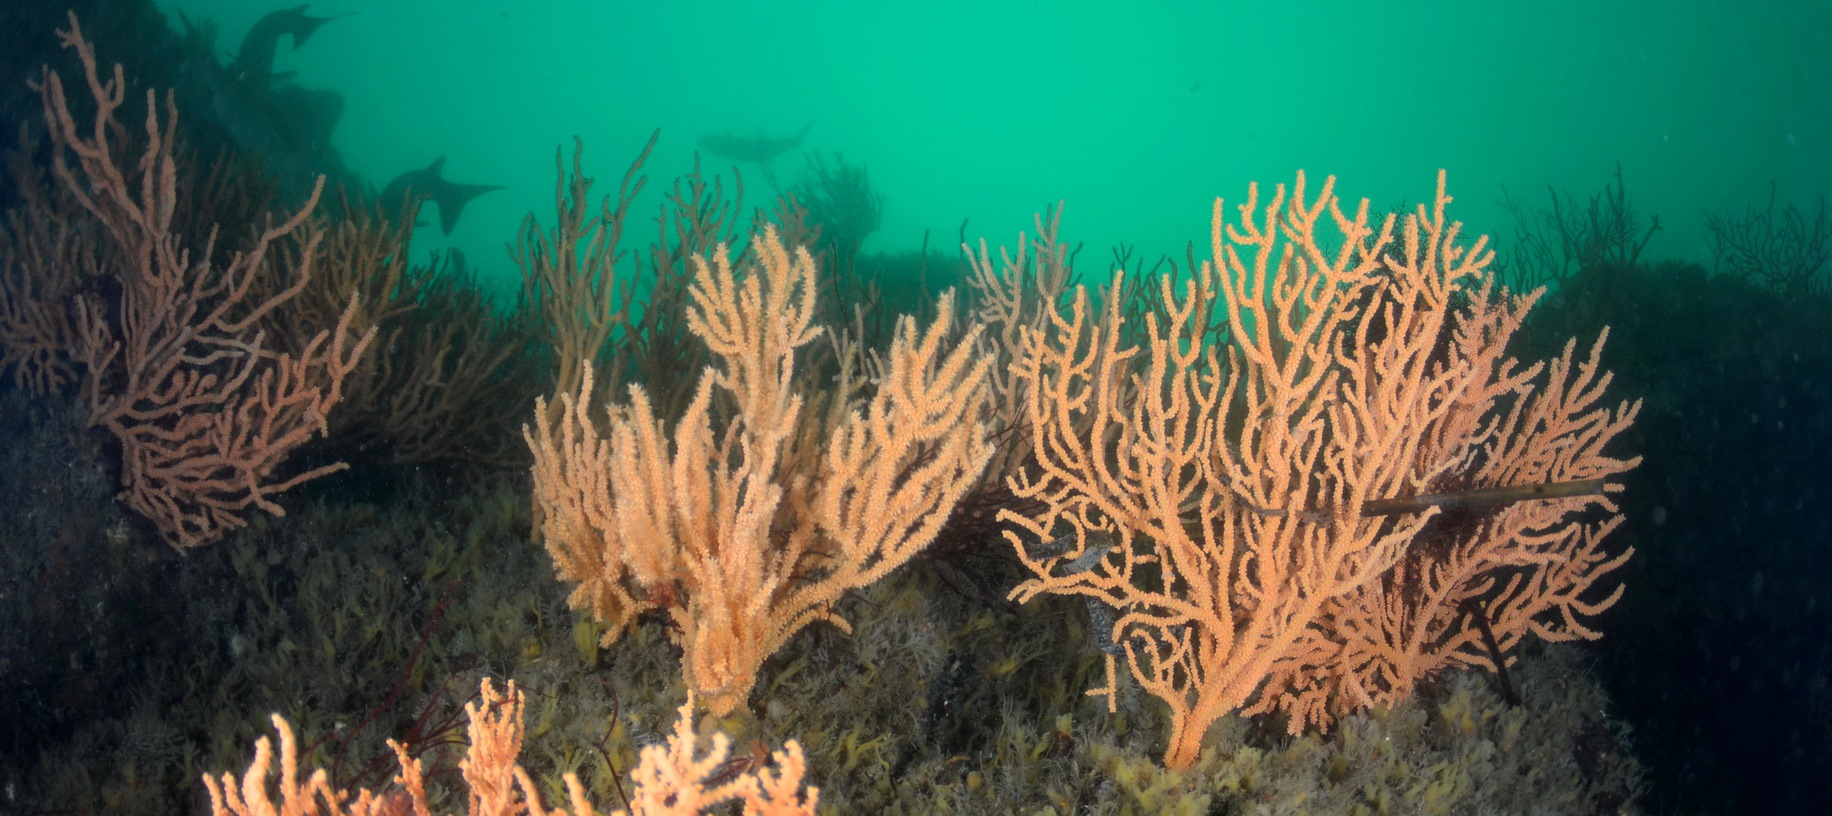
[1000,170,1639,769]
[203,679,818,816]
[525,224,993,716]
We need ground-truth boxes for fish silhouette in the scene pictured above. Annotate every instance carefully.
[229,4,348,85]
[379,157,504,236]
[697,121,814,164]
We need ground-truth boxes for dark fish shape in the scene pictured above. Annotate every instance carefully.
[1359,478,1613,517]
[379,157,504,236]
[229,4,348,85]
[697,121,814,164]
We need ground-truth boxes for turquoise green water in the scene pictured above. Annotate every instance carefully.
[153,0,1831,294]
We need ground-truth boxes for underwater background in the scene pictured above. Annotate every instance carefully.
[136,0,1832,294]
[0,0,1827,814]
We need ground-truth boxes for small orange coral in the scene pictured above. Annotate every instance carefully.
[204,680,818,816]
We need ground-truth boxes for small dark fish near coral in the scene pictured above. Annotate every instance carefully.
[697,121,814,164]
[230,3,349,86]
[378,157,505,236]
[1358,478,1614,517]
